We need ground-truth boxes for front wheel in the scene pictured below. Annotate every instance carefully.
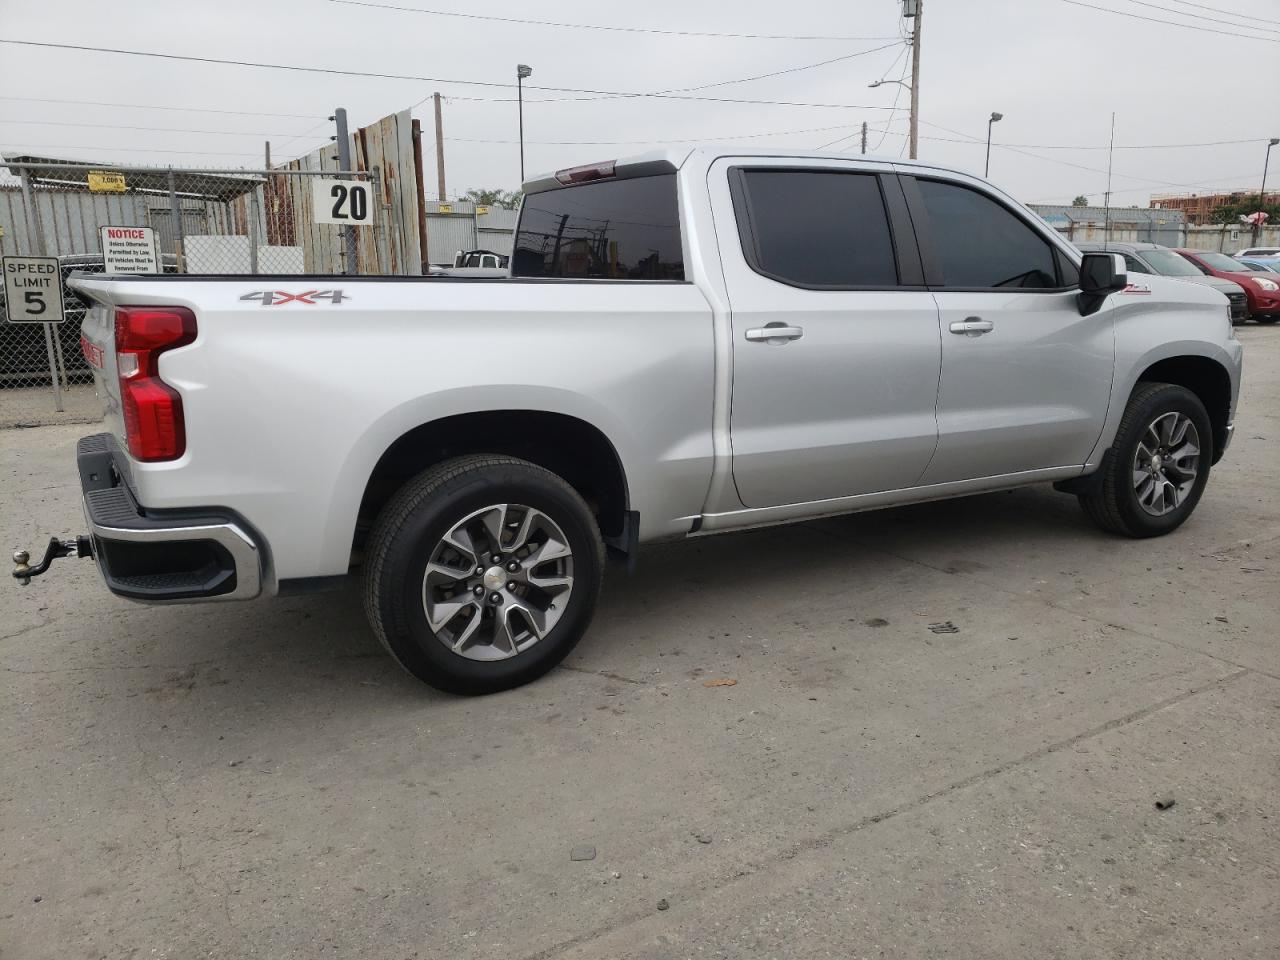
[1078,382,1212,538]
[364,455,605,694]
[1253,315,1279,325]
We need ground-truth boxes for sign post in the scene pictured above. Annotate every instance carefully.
[99,225,160,274]
[3,255,65,410]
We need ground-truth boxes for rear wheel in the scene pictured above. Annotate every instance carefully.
[1078,382,1212,538]
[364,455,605,694]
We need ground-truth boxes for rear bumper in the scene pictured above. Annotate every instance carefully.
[78,434,262,602]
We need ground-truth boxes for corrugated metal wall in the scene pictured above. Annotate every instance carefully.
[422,201,517,264]
[0,185,156,256]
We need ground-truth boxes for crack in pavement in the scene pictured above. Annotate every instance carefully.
[522,667,1252,960]
[557,664,648,685]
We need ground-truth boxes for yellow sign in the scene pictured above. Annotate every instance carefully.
[475,205,490,215]
[88,170,127,193]
[438,202,453,214]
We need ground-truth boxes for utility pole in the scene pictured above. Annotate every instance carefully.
[433,92,447,201]
[907,0,922,160]
[333,107,358,275]
[860,121,868,155]
[1254,137,1279,246]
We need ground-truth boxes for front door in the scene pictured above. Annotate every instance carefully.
[712,159,942,508]
[901,174,1115,484]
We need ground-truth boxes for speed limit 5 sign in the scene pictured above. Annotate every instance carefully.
[2,256,64,324]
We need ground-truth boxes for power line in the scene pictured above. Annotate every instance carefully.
[1,143,263,158]
[526,40,906,106]
[812,44,911,151]
[1122,0,1280,34]
[0,118,309,138]
[327,0,900,41]
[1054,0,1280,42]
[0,39,916,111]
[1163,0,1271,22]
[0,95,322,119]
[917,119,1194,188]
[450,122,905,146]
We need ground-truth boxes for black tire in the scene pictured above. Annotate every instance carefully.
[364,455,605,694]
[1078,382,1212,538]
[1253,315,1279,325]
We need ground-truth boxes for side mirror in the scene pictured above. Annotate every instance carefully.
[1078,252,1127,316]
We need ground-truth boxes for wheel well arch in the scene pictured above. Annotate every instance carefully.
[355,410,631,551]
[1135,355,1231,462]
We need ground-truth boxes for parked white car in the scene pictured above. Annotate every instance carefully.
[15,148,1244,694]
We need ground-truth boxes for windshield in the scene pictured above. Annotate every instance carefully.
[1198,252,1254,272]
[1142,249,1203,276]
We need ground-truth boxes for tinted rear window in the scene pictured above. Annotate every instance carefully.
[512,174,684,280]
[735,170,898,287]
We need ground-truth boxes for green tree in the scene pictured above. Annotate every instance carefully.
[462,188,523,210]
[1072,195,1089,207]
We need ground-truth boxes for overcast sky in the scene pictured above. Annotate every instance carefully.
[1,0,1277,207]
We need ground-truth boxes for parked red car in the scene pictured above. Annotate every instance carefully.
[1175,249,1280,323]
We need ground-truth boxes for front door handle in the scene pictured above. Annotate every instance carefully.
[949,317,994,336]
[745,324,804,344]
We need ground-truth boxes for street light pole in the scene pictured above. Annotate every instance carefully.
[985,112,1003,178]
[1254,137,1279,246]
[517,64,532,183]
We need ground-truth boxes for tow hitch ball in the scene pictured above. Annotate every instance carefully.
[12,536,93,585]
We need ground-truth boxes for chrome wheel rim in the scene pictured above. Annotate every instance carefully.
[1132,412,1200,517]
[422,503,574,661]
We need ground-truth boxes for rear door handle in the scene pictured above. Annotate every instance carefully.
[745,324,804,343]
[948,317,994,336]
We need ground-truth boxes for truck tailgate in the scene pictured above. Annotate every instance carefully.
[77,299,123,440]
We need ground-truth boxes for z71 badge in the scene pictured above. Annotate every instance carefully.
[240,290,348,306]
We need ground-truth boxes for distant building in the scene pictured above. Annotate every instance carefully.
[1029,204,1185,245]
[423,200,517,266]
[1149,189,1280,225]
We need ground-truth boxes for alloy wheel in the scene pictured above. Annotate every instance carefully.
[421,503,574,661]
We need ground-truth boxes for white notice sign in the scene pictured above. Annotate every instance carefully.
[2,256,64,324]
[311,178,374,225]
[100,225,160,273]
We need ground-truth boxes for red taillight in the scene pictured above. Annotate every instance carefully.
[554,160,616,185]
[114,307,197,462]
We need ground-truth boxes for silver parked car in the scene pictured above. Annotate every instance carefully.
[1076,241,1249,324]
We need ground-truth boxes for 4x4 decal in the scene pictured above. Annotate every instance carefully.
[240,290,348,306]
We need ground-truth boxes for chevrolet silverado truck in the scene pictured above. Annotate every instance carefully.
[12,149,1244,694]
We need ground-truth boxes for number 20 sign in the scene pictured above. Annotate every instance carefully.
[311,178,374,226]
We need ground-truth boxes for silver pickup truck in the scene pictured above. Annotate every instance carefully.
[15,148,1243,694]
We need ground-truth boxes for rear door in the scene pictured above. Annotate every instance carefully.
[711,158,941,508]
[900,173,1114,484]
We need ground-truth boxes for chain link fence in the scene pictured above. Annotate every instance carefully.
[2,157,425,426]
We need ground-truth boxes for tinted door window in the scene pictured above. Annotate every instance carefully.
[736,170,898,287]
[512,174,683,279]
[1123,255,1149,274]
[918,179,1058,289]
